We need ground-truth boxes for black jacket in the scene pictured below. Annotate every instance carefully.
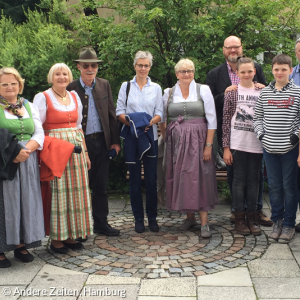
[205,62,267,146]
[0,128,22,180]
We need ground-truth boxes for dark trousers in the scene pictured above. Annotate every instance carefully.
[127,141,158,221]
[263,146,299,227]
[232,150,263,213]
[227,158,264,211]
[85,133,110,228]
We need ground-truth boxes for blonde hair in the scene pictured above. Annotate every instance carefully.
[47,63,73,84]
[174,59,195,73]
[0,67,25,94]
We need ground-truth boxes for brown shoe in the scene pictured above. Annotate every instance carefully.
[230,213,235,224]
[247,212,262,236]
[235,212,250,236]
[257,210,273,226]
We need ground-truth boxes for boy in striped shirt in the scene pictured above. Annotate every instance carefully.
[253,54,300,243]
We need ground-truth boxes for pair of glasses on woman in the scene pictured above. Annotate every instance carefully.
[178,70,194,75]
[136,64,151,69]
[0,82,19,88]
[81,63,98,69]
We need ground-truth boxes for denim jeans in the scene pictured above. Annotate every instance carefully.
[263,146,299,228]
[227,159,264,211]
[232,150,263,213]
[127,140,158,221]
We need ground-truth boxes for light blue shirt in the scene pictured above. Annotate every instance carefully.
[290,64,300,86]
[80,77,103,134]
[116,76,163,140]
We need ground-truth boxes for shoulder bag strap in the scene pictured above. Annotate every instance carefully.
[125,81,130,106]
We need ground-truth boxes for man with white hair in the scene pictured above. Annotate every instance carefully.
[67,47,121,238]
[290,38,300,233]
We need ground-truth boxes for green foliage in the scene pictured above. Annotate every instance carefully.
[0,1,78,100]
[0,0,42,24]
[217,181,232,201]
[73,0,300,95]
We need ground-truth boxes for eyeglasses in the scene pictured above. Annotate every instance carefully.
[136,64,151,69]
[0,82,19,88]
[82,63,98,69]
[223,45,242,50]
[178,70,194,75]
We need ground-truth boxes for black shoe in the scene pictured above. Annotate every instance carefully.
[76,236,88,243]
[148,219,159,232]
[62,241,83,250]
[94,223,120,236]
[135,220,145,233]
[14,247,34,263]
[0,253,11,268]
[50,242,69,254]
[296,222,300,233]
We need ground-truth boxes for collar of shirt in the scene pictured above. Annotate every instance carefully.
[80,76,96,91]
[131,75,153,86]
[172,79,197,103]
[226,61,240,85]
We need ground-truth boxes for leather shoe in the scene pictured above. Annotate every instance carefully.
[76,236,88,243]
[62,241,83,250]
[14,247,34,263]
[148,219,159,232]
[0,253,11,268]
[257,210,273,226]
[94,223,120,236]
[295,222,300,233]
[50,243,69,254]
[135,220,145,233]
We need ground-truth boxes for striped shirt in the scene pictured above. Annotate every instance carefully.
[253,79,300,154]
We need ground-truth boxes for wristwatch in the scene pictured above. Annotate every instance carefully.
[206,143,213,148]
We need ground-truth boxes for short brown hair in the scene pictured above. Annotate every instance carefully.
[272,54,292,68]
[236,56,255,70]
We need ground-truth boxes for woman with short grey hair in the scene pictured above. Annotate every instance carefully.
[117,50,163,234]
[133,51,153,67]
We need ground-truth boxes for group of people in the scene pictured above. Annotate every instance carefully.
[1,35,300,269]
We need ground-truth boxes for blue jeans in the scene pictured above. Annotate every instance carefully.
[227,159,264,211]
[263,146,299,228]
[127,140,158,221]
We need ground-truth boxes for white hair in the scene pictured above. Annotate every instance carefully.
[47,63,73,84]
[133,51,153,67]
[174,59,195,73]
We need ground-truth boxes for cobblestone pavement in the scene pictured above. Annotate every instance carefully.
[33,201,270,279]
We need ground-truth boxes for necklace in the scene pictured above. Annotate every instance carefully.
[52,88,67,102]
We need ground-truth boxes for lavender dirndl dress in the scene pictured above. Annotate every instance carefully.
[165,87,218,213]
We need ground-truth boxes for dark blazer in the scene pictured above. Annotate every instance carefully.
[205,62,267,146]
[67,77,120,150]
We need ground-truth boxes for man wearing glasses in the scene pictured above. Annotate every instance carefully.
[206,36,271,226]
[67,47,121,238]
[290,38,300,233]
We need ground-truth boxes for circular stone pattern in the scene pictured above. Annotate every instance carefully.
[34,211,270,278]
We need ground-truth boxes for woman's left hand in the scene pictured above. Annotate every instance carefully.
[85,153,91,170]
[203,146,212,161]
[255,83,265,89]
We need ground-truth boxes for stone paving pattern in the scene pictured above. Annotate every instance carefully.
[33,196,269,278]
[1,193,300,299]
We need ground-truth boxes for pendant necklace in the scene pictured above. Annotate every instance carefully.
[52,88,67,102]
